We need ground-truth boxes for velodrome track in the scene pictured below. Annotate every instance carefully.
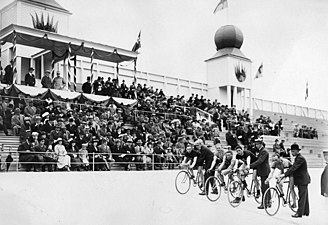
[0,168,327,225]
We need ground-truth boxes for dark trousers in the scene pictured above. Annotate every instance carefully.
[260,175,270,205]
[297,184,310,216]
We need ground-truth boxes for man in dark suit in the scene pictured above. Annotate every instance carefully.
[247,138,271,209]
[4,59,14,84]
[82,76,92,94]
[280,143,310,218]
[25,67,36,86]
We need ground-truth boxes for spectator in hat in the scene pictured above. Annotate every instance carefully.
[88,138,105,171]
[34,138,48,172]
[54,138,71,171]
[273,139,280,153]
[42,144,56,172]
[11,108,24,136]
[52,71,66,90]
[25,67,36,86]
[134,139,146,170]
[24,101,37,119]
[82,76,92,94]
[41,70,52,88]
[279,143,311,218]
[3,59,14,84]
[98,138,114,170]
[18,138,38,172]
[79,143,89,170]
[31,115,43,133]
[67,139,82,171]
[49,124,63,145]
[20,117,31,142]
[111,139,127,170]
[66,117,77,137]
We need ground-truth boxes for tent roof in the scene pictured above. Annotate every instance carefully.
[0,24,137,63]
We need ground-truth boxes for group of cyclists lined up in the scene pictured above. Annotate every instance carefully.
[179,137,296,208]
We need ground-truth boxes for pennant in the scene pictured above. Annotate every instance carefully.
[132,31,141,52]
[255,63,263,79]
[305,81,308,100]
[213,0,228,14]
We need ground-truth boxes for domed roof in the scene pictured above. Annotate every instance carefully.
[214,25,243,50]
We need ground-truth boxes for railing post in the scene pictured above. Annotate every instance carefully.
[16,152,19,172]
[152,154,154,171]
[92,152,95,171]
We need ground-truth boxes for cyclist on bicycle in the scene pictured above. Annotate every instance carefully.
[207,139,225,194]
[265,152,292,199]
[194,139,215,195]
[217,150,237,189]
[180,142,200,179]
[235,145,257,188]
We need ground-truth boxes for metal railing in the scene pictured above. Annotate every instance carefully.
[0,150,184,172]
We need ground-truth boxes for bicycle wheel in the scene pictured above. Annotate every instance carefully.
[175,171,191,194]
[288,185,299,213]
[205,176,222,202]
[227,180,242,208]
[196,171,204,192]
[253,178,262,204]
[263,187,280,216]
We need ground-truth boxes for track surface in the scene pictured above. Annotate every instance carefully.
[0,168,327,225]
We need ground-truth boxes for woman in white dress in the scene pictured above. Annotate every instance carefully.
[54,138,71,171]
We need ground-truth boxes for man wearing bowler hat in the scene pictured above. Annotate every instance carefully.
[25,67,36,86]
[41,70,52,88]
[280,143,311,218]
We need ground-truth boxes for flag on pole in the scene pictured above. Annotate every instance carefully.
[132,31,141,52]
[213,0,228,14]
[255,63,263,79]
[305,81,308,100]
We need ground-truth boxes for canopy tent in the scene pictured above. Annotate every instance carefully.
[4,84,138,107]
[0,24,137,63]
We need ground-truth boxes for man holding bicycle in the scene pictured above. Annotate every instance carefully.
[246,138,271,209]
[279,143,310,218]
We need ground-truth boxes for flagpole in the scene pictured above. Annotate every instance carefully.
[226,2,230,24]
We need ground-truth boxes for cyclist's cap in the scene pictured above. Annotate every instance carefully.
[235,145,242,150]
[194,139,203,146]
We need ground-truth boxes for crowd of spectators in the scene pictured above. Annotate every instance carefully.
[294,124,318,139]
[0,71,320,172]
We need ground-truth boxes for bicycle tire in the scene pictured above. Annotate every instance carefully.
[175,171,191,194]
[263,187,280,216]
[227,180,242,208]
[205,176,222,202]
[288,185,299,213]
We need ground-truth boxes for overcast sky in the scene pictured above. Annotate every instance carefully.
[2,0,328,110]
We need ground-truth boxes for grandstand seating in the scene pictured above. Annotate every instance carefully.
[253,109,328,138]
[0,131,20,171]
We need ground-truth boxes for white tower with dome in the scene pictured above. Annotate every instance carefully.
[205,25,252,113]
